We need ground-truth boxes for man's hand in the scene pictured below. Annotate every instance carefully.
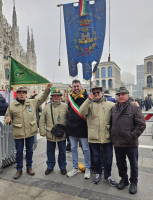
[132,102,140,107]
[42,134,46,137]
[5,116,11,124]
[46,82,52,89]
[89,93,94,101]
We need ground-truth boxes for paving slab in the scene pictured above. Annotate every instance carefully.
[0,179,44,200]
[1,137,153,200]
[0,179,85,200]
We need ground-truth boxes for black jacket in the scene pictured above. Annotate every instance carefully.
[111,99,146,147]
[67,90,88,138]
[0,97,9,116]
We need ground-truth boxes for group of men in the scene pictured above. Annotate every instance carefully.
[4,80,146,195]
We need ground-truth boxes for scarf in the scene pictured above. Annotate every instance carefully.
[71,89,85,100]
[52,101,61,107]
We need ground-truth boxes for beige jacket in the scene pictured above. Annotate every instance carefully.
[79,97,115,143]
[5,88,50,139]
[39,101,68,142]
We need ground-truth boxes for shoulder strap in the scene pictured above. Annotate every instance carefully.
[50,103,54,125]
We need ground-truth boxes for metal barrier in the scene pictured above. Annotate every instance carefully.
[142,113,153,138]
[0,117,38,174]
[0,119,16,174]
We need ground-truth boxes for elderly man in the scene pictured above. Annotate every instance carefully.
[5,83,52,179]
[39,89,68,175]
[111,86,146,194]
[79,86,118,186]
[67,79,91,179]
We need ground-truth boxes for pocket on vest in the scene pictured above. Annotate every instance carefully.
[88,126,99,140]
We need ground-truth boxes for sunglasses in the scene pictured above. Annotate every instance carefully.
[93,91,101,95]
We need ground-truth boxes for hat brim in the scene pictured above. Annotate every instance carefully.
[17,90,27,93]
[51,93,63,96]
[92,87,102,92]
[116,91,129,95]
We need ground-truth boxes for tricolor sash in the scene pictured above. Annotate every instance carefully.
[68,95,87,121]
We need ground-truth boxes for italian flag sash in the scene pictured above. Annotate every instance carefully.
[79,0,87,16]
[68,95,87,121]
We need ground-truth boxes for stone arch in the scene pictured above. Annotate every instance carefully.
[108,66,112,77]
[101,67,106,78]
[147,62,152,74]
[96,80,100,86]
[108,79,113,89]
[95,68,99,78]
[147,75,152,87]
[102,80,106,89]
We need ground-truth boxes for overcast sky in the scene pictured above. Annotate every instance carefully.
[2,0,153,84]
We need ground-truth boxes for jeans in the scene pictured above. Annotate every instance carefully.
[14,136,34,170]
[90,142,113,178]
[115,147,138,184]
[46,140,67,170]
[69,136,90,169]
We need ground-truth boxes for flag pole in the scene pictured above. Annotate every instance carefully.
[6,51,12,157]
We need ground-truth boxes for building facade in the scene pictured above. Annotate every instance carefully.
[143,55,153,98]
[121,71,135,85]
[125,84,137,99]
[136,65,144,98]
[93,61,124,98]
[0,0,37,90]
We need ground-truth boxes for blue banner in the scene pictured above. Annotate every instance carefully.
[63,0,106,81]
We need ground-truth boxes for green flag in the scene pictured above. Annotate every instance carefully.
[10,57,50,86]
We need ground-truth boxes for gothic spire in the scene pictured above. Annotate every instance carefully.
[31,29,35,53]
[27,26,31,52]
[0,0,3,14]
[12,0,17,28]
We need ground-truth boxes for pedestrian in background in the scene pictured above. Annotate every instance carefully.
[103,90,116,103]
[0,94,8,116]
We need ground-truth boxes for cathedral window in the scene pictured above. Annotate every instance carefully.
[3,46,9,60]
[5,68,9,80]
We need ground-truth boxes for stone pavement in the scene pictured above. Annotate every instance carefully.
[1,137,153,200]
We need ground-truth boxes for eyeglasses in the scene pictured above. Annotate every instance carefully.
[93,91,101,95]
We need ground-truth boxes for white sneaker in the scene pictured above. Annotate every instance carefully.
[84,168,91,179]
[67,167,79,177]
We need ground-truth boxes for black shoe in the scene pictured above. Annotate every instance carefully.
[45,168,53,175]
[117,179,129,190]
[66,142,71,152]
[129,183,137,194]
[61,169,67,175]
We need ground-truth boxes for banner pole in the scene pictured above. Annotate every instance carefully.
[6,52,12,157]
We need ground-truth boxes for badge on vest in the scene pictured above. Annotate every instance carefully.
[29,107,32,112]
[57,115,60,122]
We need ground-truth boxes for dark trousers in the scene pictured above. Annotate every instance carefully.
[46,140,67,170]
[90,142,113,178]
[14,136,34,170]
[115,147,138,185]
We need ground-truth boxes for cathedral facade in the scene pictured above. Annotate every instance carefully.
[0,0,37,90]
